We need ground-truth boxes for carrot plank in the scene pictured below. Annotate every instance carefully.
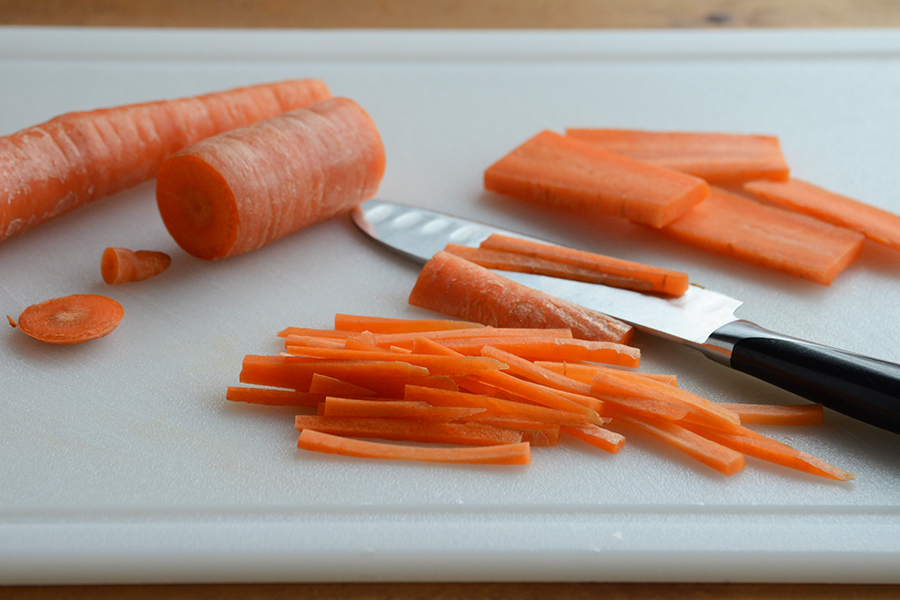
[101,247,171,284]
[0,79,330,243]
[297,429,531,465]
[566,129,790,185]
[294,415,523,446]
[408,251,634,343]
[156,96,384,260]
[744,177,900,252]
[659,186,865,285]
[226,386,325,407]
[333,314,484,334]
[484,130,710,228]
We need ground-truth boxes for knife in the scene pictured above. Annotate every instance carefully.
[351,199,900,435]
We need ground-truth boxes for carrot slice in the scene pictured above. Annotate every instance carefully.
[484,130,709,228]
[322,397,486,421]
[717,402,824,426]
[566,129,790,185]
[333,314,484,334]
[156,97,385,260]
[744,177,900,252]
[659,187,865,285]
[101,247,171,284]
[561,423,626,454]
[0,79,330,243]
[408,251,633,343]
[297,429,531,465]
[15,293,124,345]
[226,386,325,407]
[474,233,690,296]
[294,415,523,446]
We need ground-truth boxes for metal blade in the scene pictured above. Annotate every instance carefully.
[351,200,743,344]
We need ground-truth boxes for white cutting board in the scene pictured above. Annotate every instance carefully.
[2,27,900,585]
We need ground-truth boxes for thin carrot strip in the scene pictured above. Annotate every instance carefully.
[333,313,484,333]
[14,293,124,345]
[344,334,391,352]
[535,361,678,387]
[280,345,508,377]
[370,326,573,351]
[322,397,486,421]
[434,336,641,368]
[717,402,824,426]
[284,335,347,349]
[239,355,430,391]
[226,386,324,407]
[560,424,626,454]
[463,417,562,446]
[101,248,171,284]
[307,373,378,398]
[297,429,531,465]
[277,328,351,339]
[294,415,522,446]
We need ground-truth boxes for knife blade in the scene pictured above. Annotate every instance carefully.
[352,199,900,435]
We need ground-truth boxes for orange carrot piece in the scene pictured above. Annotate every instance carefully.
[294,415,523,446]
[297,429,531,465]
[156,97,384,260]
[434,336,641,368]
[226,386,325,407]
[284,335,347,349]
[280,345,508,377]
[561,423,626,454]
[322,397,486,421]
[0,79,330,243]
[370,326,574,351]
[716,402,824,426]
[14,293,124,345]
[464,418,562,446]
[277,328,351,339]
[744,177,900,252]
[476,233,690,296]
[409,251,633,343]
[100,247,171,284]
[659,187,865,285]
[333,313,484,334]
[565,129,790,185]
[484,130,709,228]
[307,373,378,397]
[535,361,678,387]
[239,355,430,391]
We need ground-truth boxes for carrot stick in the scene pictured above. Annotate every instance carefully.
[307,373,378,398]
[297,429,531,465]
[14,293,124,345]
[743,177,900,252]
[280,345,508,377]
[277,328,352,339]
[294,415,523,446]
[565,129,790,185]
[463,418,562,446]
[475,233,690,296]
[0,79,330,243]
[408,251,634,343]
[432,336,641,368]
[333,313,484,334]
[100,247,171,284]
[156,96,385,260]
[484,130,710,228]
[658,187,865,285]
[226,386,325,407]
[717,402,824,426]
[239,355,430,391]
[369,327,574,352]
[534,361,678,387]
[560,424,626,454]
[322,397,486,421]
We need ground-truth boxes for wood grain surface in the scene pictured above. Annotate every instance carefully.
[1,1,898,599]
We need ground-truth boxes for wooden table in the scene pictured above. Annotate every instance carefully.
[1,1,898,598]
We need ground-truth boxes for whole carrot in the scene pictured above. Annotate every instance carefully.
[0,79,330,243]
[155,97,385,260]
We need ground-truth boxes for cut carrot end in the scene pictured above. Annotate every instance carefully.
[101,247,172,284]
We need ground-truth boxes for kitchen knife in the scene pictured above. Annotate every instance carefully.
[351,199,900,435]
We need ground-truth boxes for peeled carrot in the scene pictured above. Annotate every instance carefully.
[333,313,484,334]
[101,247,171,284]
[13,293,124,345]
[744,178,900,252]
[483,130,710,228]
[0,79,330,243]
[297,429,531,465]
[565,129,790,185]
[408,251,634,344]
[659,187,865,285]
[156,96,385,260]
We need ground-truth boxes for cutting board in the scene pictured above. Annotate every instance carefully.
[2,26,900,585]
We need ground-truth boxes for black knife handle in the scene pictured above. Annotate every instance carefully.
[702,320,900,435]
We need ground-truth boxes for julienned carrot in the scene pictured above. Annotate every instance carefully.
[535,361,679,387]
[239,355,431,391]
[334,313,484,334]
[0,79,330,243]
[322,397,487,421]
[743,177,900,252]
[297,429,531,465]
[13,293,124,345]
[565,129,790,185]
[307,373,378,397]
[476,233,690,297]
[659,187,865,286]
[226,386,325,407]
[466,418,562,446]
[561,423,626,454]
[294,415,523,446]
[101,247,172,284]
[432,336,641,368]
[156,96,385,260]
[277,327,352,339]
[281,345,509,377]
[484,130,710,228]
[409,251,634,344]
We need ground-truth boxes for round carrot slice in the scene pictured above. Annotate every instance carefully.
[16,294,124,345]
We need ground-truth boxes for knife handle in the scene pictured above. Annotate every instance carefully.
[702,320,900,435]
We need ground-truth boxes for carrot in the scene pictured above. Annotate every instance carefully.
[431,336,641,368]
[560,423,626,454]
[717,402,824,426]
[743,177,900,252]
[465,418,562,446]
[366,327,574,352]
[294,415,523,446]
[474,233,690,296]
[333,313,484,334]
[156,96,385,260]
[226,386,325,407]
[408,251,634,343]
[297,429,531,465]
[239,355,430,391]
[13,293,124,345]
[277,327,352,340]
[484,130,710,228]
[565,129,790,185]
[321,397,486,421]
[0,79,330,243]
[307,373,378,397]
[535,361,679,387]
[101,247,171,284]
[659,186,865,285]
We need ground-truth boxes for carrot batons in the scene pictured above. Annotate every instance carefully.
[101,247,171,284]
[566,129,790,185]
[659,187,864,285]
[408,250,634,344]
[12,293,124,345]
[744,177,900,253]
[156,96,385,260]
[0,78,330,243]
[484,130,709,228]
